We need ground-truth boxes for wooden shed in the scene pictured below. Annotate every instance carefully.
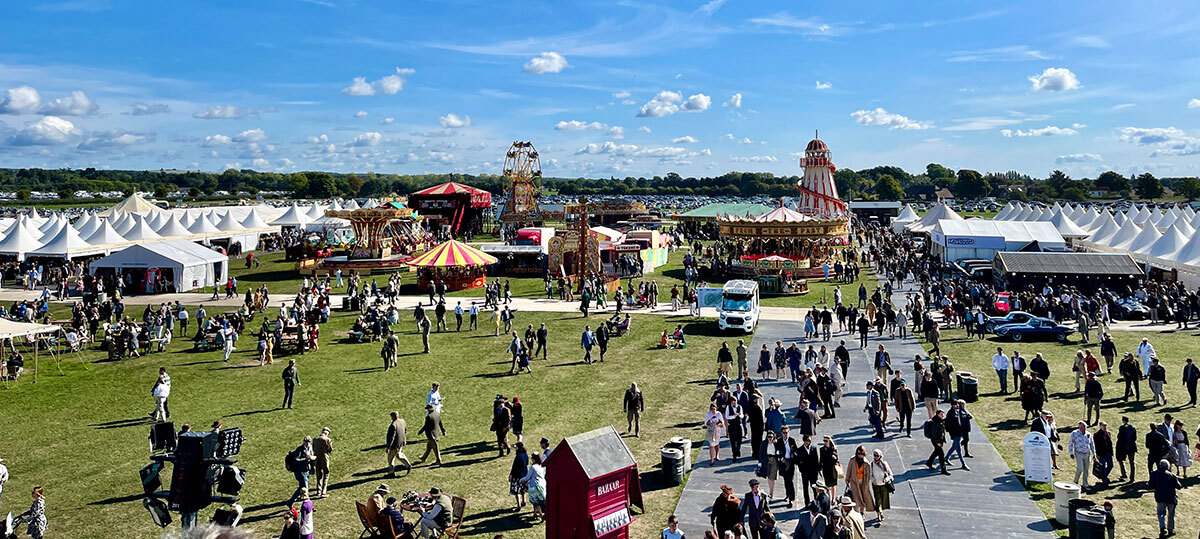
[544,426,644,539]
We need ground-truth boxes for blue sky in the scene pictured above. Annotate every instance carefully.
[1,0,1199,180]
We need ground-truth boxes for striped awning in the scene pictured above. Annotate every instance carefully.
[406,239,498,267]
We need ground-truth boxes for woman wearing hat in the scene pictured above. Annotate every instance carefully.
[708,484,741,536]
[297,488,315,539]
[509,442,529,510]
[869,449,894,523]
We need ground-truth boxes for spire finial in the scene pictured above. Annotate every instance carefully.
[815,129,819,139]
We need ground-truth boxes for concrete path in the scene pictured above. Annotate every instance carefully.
[672,292,1056,539]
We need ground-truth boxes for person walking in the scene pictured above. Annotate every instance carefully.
[740,479,769,539]
[819,436,840,500]
[281,359,300,409]
[492,395,513,457]
[417,404,445,466]
[595,323,609,363]
[1119,353,1141,401]
[717,342,733,379]
[580,326,595,365]
[705,403,725,466]
[1149,357,1168,406]
[864,381,884,439]
[1138,338,1156,377]
[844,445,875,518]
[509,442,529,511]
[385,411,411,477]
[1183,358,1200,407]
[454,301,463,331]
[726,399,745,462]
[1094,421,1113,486]
[991,347,1010,395]
[535,323,548,361]
[925,409,950,475]
[16,487,46,539]
[1084,372,1103,425]
[507,331,524,375]
[894,379,916,436]
[312,427,333,498]
[1068,421,1096,491]
[624,383,644,437]
[873,345,891,381]
[1149,459,1181,537]
[1172,420,1191,478]
[736,339,748,381]
[287,437,316,507]
[920,371,940,419]
[944,400,970,471]
[797,435,821,506]
[758,431,780,499]
[1115,416,1137,482]
[150,367,171,421]
[869,449,893,523]
[419,313,431,354]
[794,501,826,539]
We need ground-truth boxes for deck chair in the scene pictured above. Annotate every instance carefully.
[376,513,414,539]
[442,496,467,539]
[356,501,378,538]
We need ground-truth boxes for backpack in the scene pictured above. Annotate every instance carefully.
[284,447,300,472]
[922,420,935,440]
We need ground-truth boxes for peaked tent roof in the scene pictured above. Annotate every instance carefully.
[1086,214,1121,244]
[895,204,920,221]
[905,203,963,233]
[1173,229,1200,266]
[1126,222,1163,254]
[406,239,498,267]
[1146,223,1189,260]
[156,214,193,237]
[753,205,811,223]
[994,203,1016,220]
[411,181,490,197]
[31,223,95,258]
[1048,212,1091,239]
[97,193,165,217]
[122,216,163,241]
[306,204,325,220]
[74,213,100,238]
[270,204,310,227]
[0,220,43,259]
[187,214,221,234]
[241,209,273,229]
[217,211,245,231]
[1105,221,1142,249]
[678,203,773,220]
[112,213,137,235]
[344,199,361,210]
[83,219,128,246]
[37,218,67,243]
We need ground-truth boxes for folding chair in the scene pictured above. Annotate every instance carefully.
[356,501,378,538]
[443,496,467,539]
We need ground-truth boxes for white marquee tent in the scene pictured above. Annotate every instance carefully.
[89,240,228,293]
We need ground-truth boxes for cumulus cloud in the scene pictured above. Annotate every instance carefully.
[194,105,245,119]
[439,113,471,128]
[850,108,932,130]
[555,120,608,131]
[127,102,170,116]
[815,81,832,90]
[76,129,154,150]
[232,128,267,143]
[730,156,778,163]
[0,86,41,114]
[1028,67,1080,92]
[721,133,735,140]
[612,90,631,99]
[523,52,569,74]
[203,134,233,147]
[673,136,698,144]
[381,117,395,125]
[7,116,78,145]
[637,126,651,133]
[352,132,383,146]
[354,110,368,118]
[606,126,625,139]
[39,90,98,116]
[252,158,269,168]
[1055,153,1102,164]
[1118,126,1200,156]
[1000,126,1078,137]
[305,134,329,144]
[1113,103,1136,110]
[574,141,695,161]
[1189,99,1200,109]
[724,93,742,108]
[342,68,415,96]
[637,91,711,117]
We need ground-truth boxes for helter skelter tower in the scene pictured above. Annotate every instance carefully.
[796,130,848,218]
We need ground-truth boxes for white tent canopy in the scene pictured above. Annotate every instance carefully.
[30,223,97,259]
[89,240,228,293]
[155,214,193,238]
[1086,214,1121,244]
[905,203,964,233]
[83,219,129,247]
[271,204,310,227]
[187,215,222,235]
[1145,223,1189,260]
[1047,212,1091,239]
[0,220,44,260]
[241,209,272,229]
[97,193,166,217]
[123,216,163,241]
[1126,223,1163,254]
[1105,221,1143,250]
[931,219,1066,262]
[217,211,246,231]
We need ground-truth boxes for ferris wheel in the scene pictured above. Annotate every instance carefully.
[502,141,542,218]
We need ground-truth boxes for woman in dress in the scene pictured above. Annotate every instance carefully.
[774,341,786,380]
[819,436,840,500]
[804,313,815,339]
[705,403,726,465]
[1173,420,1191,478]
[521,452,548,521]
[757,344,773,381]
[758,431,780,499]
[19,486,47,539]
[869,449,894,523]
[298,488,315,539]
[510,397,525,443]
[844,445,875,518]
[509,442,529,510]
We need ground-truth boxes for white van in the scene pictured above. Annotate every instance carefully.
[718,280,760,332]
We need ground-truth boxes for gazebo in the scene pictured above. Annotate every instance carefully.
[406,239,498,291]
[407,182,493,236]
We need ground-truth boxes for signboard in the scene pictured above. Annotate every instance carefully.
[1022,431,1053,483]
[697,287,723,310]
[593,507,632,537]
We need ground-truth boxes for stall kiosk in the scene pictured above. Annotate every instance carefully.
[545,426,644,539]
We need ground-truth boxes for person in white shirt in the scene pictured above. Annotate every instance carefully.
[992,347,1011,394]
[468,304,479,331]
[0,456,9,509]
[427,382,444,412]
[1068,421,1096,489]
[1138,338,1156,377]
[661,515,684,539]
[453,302,464,332]
[151,367,171,421]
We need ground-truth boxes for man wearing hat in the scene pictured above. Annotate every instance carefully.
[739,478,768,539]
[366,483,390,523]
[385,411,411,477]
[417,403,446,466]
[795,501,826,539]
[418,486,454,539]
[837,496,868,539]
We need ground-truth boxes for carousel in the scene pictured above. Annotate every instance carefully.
[406,239,498,291]
[712,132,851,288]
[299,207,428,276]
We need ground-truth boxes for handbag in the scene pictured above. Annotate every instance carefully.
[834,463,845,479]
[754,464,766,478]
[885,479,896,494]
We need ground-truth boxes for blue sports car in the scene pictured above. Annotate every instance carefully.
[985,311,1037,333]
[992,317,1076,342]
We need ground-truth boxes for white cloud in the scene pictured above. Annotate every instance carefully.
[621,99,637,105]
[672,136,698,144]
[574,141,695,161]
[203,134,233,147]
[38,90,98,116]
[1113,103,1136,110]
[193,105,245,119]
[1028,67,1080,92]
[233,128,267,143]
[637,91,711,117]
[721,133,734,140]
[612,90,631,99]
[1055,153,1102,164]
[555,120,608,131]
[7,116,78,145]
[1117,126,1200,156]
[999,125,1078,137]
[354,110,368,118]
[947,45,1049,62]
[252,158,269,168]
[701,148,712,155]
[0,86,41,114]
[523,52,569,74]
[342,68,415,96]
[723,93,742,108]
[850,107,932,130]
[606,126,625,139]
[637,126,651,133]
[942,116,1032,131]
[738,137,753,144]
[730,155,778,163]
[815,81,832,90]
[439,113,471,128]
[76,129,154,150]
[352,132,383,146]
[381,117,395,125]
[1188,99,1200,109]
[1070,35,1109,48]
[1071,123,1087,129]
[127,102,170,115]
[305,134,329,144]
[750,13,838,35]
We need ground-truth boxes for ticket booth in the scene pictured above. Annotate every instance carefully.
[544,426,644,539]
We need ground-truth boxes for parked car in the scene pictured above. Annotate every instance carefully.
[993,317,1076,342]
[986,311,1037,333]
[1114,298,1150,320]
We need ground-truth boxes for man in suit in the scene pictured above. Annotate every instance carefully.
[1182,358,1200,407]
[740,478,768,539]
[777,426,801,507]
[417,404,445,466]
[747,391,765,460]
[796,434,821,505]
[535,323,548,360]
[864,381,884,439]
[794,501,826,539]
[894,379,917,437]
[623,383,644,437]
[385,411,411,477]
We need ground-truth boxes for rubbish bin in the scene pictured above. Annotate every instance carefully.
[342,297,350,310]
[660,447,684,486]
[1053,481,1080,523]
[1074,508,1106,539]
[666,437,693,472]
[960,376,979,403]
[1067,498,1096,538]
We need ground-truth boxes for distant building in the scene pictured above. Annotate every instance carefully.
[1089,186,1112,198]
[934,188,955,203]
[904,185,937,202]
[848,200,901,221]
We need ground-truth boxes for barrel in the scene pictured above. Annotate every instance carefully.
[661,447,685,485]
[960,376,979,403]
[341,297,350,310]
[1067,498,1096,538]
[1074,508,1106,539]
[667,436,693,471]
[1052,481,1080,523]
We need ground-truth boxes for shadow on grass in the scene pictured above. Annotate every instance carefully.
[471,371,515,379]
[461,506,539,537]
[89,417,156,430]
[345,367,384,374]
[87,493,144,506]
[224,408,278,418]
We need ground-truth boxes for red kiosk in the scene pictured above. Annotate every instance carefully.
[545,426,644,539]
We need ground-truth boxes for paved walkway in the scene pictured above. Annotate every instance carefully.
[672,292,1055,539]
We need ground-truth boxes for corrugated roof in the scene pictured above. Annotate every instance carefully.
[676,203,773,219]
[996,252,1141,276]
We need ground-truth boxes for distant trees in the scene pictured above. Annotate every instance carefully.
[1175,177,1200,201]
[1094,171,1130,193]
[1135,173,1164,199]
[954,169,990,199]
[875,174,905,200]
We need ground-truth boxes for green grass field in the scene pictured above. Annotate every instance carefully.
[920,326,1200,538]
[0,305,741,538]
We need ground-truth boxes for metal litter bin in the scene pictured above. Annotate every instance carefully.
[1074,508,1106,539]
[960,376,979,403]
[660,447,684,485]
[1067,498,1096,538]
[666,437,693,472]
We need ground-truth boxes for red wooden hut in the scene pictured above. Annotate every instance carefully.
[407,182,492,236]
[544,426,644,539]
